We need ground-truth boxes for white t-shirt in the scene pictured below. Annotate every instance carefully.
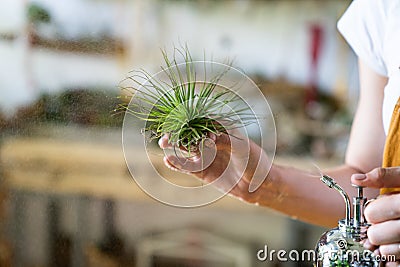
[338,0,400,134]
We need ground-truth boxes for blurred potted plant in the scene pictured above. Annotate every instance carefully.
[27,2,51,44]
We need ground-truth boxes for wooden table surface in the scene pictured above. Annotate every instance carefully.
[1,125,340,209]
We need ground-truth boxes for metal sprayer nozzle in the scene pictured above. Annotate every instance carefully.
[320,175,351,226]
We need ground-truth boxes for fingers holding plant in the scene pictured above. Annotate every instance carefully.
[160,132,221,175]
[159,129,273,203]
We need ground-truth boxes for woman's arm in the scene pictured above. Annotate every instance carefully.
[161,59,388,227]
[257,59,388,227]
[345,59,388,174]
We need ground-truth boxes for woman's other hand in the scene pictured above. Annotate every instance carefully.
[352,167,400,263]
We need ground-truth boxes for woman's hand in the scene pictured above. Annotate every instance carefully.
[158,132,274,204]
[352,167,400,265]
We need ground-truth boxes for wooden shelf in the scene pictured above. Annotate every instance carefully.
[30,33,125,55]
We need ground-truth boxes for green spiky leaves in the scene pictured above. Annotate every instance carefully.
[119,47,254,152]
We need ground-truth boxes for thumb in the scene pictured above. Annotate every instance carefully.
[211,132,231,148]
[351,167,400,188]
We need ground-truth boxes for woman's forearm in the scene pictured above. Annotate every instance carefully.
[250,163,380,227]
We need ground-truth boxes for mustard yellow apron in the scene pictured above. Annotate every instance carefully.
[381,97,400,194]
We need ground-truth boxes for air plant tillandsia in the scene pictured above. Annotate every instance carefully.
[118,47,256,157]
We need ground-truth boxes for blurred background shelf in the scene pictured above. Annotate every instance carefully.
[1,125,339,206]
[29,33,125,56]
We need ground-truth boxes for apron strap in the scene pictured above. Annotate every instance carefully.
[381,97,400,194]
